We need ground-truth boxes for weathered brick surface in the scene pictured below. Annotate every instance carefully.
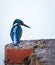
[33,39,55,65]
[5,39,55,65]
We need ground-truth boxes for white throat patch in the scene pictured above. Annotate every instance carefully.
[13,23,18,26]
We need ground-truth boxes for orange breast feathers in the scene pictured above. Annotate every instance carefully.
[20,32,22,40]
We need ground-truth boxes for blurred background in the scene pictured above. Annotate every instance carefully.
[0,0,55,65]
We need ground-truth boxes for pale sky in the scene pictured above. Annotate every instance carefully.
[0,0,55,43]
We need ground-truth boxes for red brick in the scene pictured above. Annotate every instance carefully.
[5,46,32,64]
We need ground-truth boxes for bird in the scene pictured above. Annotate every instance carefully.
[10,19,30,46]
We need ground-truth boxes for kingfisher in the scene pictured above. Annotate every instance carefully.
[10,19,30,46]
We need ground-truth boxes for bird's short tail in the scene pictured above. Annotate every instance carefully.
[13,40,19,46]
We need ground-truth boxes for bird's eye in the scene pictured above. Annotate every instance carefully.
[21,22,24,25]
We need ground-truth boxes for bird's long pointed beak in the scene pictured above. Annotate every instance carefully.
[23,24,31,28]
